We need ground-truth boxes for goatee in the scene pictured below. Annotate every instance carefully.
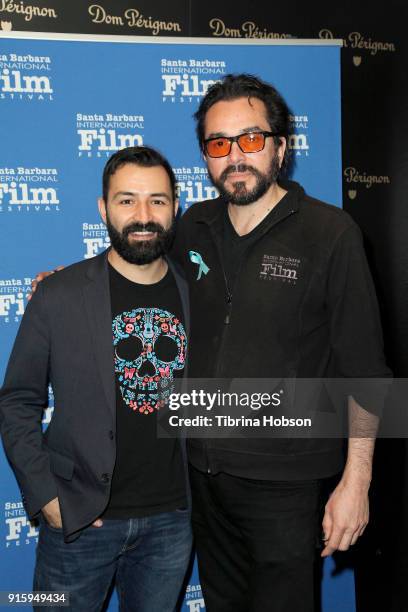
[106,216,176,265]
[209,152,281,206]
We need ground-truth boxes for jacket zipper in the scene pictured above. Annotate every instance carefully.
[212,208,297,377]
[212,234,234,376]
[199,207,297,473]
[203,231,231,473]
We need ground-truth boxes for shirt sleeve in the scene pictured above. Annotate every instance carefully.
[326,222,392,415]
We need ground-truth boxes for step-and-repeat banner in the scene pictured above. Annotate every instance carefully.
[0,33,349,610]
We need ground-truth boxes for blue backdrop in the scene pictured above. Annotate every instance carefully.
[0,33,351,610]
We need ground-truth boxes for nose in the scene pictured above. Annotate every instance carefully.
[136,200,151,224]
[228,139,246,164]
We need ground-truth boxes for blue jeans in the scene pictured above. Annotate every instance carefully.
[34,510,192,612]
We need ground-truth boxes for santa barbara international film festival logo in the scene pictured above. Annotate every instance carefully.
[184,581,205,611]
[0,276,32,324]
[83,221,111,259]
[288,114,309,158]
[175,166,217,211]
[77,112,144,158]
[161,57,227,103]
[4,500,38,548]
[0,49,53,101]
[0,166,60,213]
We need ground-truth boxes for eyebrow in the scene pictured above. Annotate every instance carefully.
[150,192,172,200]
[205,126,264,140]
[112,190,171,201]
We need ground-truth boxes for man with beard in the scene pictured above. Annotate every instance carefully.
[0,146,192,611]
[171,73,390,611]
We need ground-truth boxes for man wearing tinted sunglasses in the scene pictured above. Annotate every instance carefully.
[172,73,390,611]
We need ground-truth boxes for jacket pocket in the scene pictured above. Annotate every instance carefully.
[49,448,75,481]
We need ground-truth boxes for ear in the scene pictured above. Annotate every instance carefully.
[98,198,107,224]
[174,197,179,217]
[277,137,287,168]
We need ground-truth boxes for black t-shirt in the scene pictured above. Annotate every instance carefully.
[103,263,187,519]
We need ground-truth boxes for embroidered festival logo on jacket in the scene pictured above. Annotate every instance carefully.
[259,254,301,284]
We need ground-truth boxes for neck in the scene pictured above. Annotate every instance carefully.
[108,249,168,284]
[228,181,287,236]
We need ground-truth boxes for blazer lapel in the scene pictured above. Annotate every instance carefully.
[82,252,116,421]
[167,257,190,379]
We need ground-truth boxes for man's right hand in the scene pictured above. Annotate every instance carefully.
[29,266,65,300]
[41,497,104,530]
[42,497,62,528]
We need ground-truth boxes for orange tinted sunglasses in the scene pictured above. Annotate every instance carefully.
[204,131,276,158]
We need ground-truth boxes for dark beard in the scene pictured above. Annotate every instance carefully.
[106,216,176,265]
[209,152,280,206]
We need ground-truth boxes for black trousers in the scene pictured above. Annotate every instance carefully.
[190,465,323,612]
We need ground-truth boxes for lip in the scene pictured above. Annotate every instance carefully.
[226,171,253,179]
[129,231,156,240]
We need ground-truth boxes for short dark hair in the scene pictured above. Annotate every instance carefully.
[102,146,177,203]
[194,73,292,170]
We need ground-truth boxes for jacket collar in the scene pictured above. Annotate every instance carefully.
[194,179,304,230]
[82,250,115,420]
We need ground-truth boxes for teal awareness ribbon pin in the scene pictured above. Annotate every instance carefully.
[189,251,210,280]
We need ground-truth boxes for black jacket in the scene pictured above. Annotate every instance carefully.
[172,180,390,480]
[0,251,190,540]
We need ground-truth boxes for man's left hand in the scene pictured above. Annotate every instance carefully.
[321,478,369,557]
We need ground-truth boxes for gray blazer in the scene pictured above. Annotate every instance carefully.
[0,250,190,541]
